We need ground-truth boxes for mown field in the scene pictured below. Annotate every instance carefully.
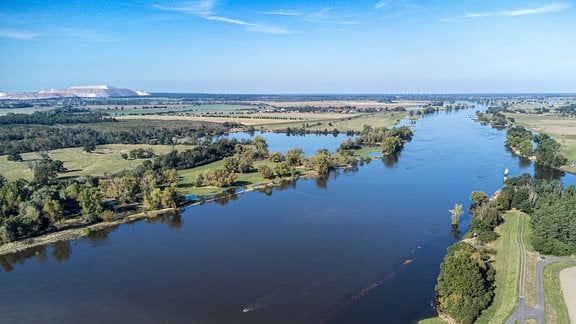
[0,144,194,181]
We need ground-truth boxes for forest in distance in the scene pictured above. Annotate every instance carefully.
[1,93,576,323]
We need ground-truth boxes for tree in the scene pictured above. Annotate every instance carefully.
[238,154,253,173]
[310,150,331,175]
[139,169,157,196]
[258,165,274,179]
[449,203,463,228]
[204,168,236,187]
[43,199,63,223]
[162,168,180,187]
[83,143,96,153]
[33,160,58,185]
[470,191,488,207]
[161,186,180,208]
[252,135,269,159]
[285,148,304,166]
[275,161,294,177]
[77,186,103,222]
[534,137,567,169]
[144,188,163,210]
[7,151,23,162]
[435,242,494,324]
[381,136,404,155]
[223,156,240,173]
[268,151,284,163]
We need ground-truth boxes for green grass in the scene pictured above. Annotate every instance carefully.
[476,210,523,323]
[543,261,576,323]
[177,159,310,196]
[0,144,194,181]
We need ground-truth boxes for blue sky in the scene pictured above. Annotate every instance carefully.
[1,0,574,93]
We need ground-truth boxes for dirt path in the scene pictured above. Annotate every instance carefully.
[560,267,576,324]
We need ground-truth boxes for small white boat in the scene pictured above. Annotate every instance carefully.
[504,168,509,176]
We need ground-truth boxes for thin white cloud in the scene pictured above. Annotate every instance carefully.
[154,1,295,34]
[374,1,392,10]
[467,2,570,18]
[153,0,216,16]
[206,15,254,26]
[262,10,302,16]
[502,2,570,16]
[304,8,359,25]
[438,17,457,23]
[247,24,295,35]
[0,28,42,40]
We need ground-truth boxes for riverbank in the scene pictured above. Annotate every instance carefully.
[0,163,357,257]
[0,207,177,257]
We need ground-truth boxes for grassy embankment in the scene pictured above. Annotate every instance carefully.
[420,210,526,323]
[421,209,575,323]
[508,113,576,173]
[475,210,523,322]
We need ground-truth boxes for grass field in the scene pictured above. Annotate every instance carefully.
[544,262,576,323]
[0,144,194,181]
[509,113,576,172]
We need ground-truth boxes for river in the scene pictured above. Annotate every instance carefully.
[1,107,574,323]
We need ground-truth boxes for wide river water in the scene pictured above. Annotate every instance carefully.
[1,107,575,323]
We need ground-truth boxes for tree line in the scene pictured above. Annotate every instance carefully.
[0,108,116,125]
[506,126,567,169]
[0,124,226,154]
[0,156,182,243]
[435,173,576,323]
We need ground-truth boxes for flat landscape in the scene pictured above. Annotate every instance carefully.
[0,144,195,181]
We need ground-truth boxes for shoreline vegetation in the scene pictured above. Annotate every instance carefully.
[0,98,416,256]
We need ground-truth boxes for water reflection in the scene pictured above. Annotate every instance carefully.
[0,211,184,272]
[51,240,72,262]
[518,156,532,168]
[146,211,183,229]
[315,175,329,189]
[0,245,49,272]
[534,164,565,182]
[382,153,400,168]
